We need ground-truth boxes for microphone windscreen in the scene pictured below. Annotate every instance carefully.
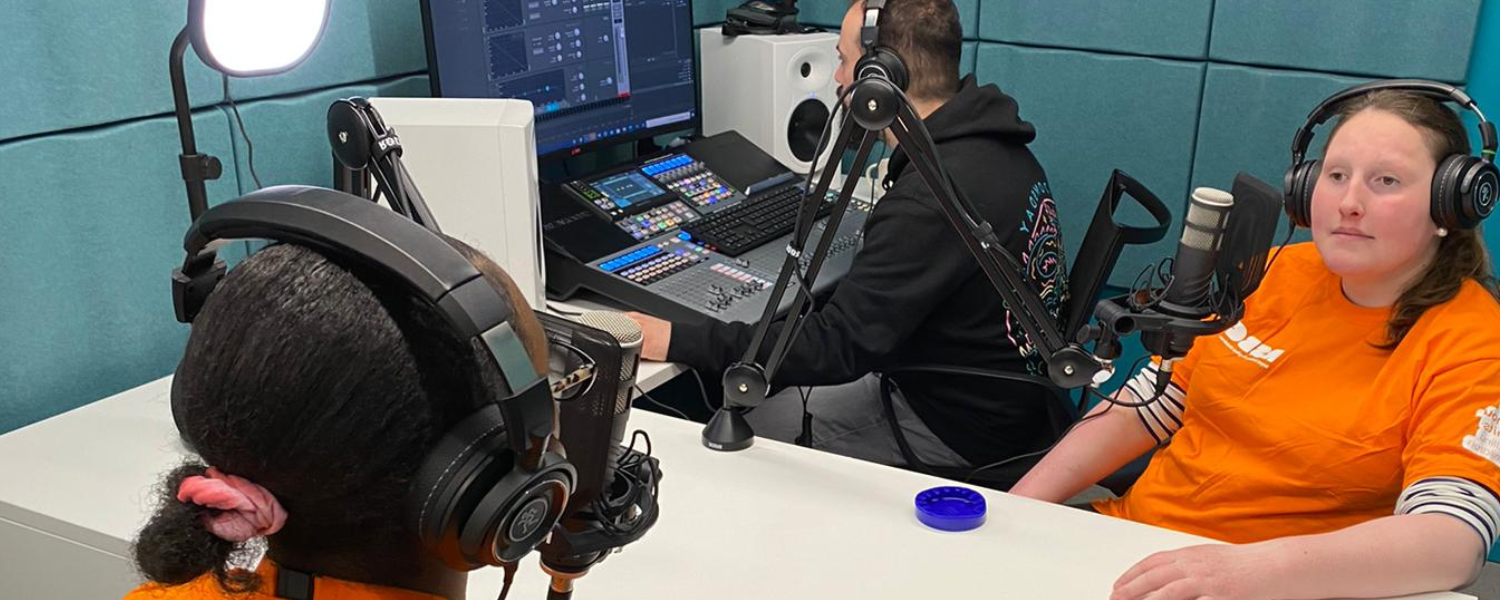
[575,310,643,349]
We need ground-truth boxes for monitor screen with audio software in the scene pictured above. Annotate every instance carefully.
[422,0,699,160]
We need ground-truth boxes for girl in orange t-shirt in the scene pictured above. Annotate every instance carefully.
[125,240,552,600]
[1013,84,1500,600]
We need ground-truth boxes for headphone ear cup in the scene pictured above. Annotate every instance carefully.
[1283,160,1319,229]
[457,454,572,566]
[855,47,909,92]
[876,47,909,93]
[1433,154,1499,230]
[408,405,515,571]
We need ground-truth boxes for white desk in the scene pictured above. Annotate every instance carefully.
[0,349,678,600]
[0,373,1468,600]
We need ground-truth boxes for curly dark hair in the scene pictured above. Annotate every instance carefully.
[132,239,547,594]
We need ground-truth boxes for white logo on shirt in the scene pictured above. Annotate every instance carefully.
[1463,405,1500,468]
[1218,322,1285,368]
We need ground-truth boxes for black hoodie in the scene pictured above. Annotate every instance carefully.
[668,75,1069,466]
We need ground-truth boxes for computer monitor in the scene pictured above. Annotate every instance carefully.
[421,0,699,161]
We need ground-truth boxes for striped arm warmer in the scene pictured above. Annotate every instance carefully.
[1396,476,1500,557]
[1125,363,1187,445]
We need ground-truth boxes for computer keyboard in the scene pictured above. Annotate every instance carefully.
[679,183,837,256]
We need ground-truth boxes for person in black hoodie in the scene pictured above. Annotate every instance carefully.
[628,0,1069,479]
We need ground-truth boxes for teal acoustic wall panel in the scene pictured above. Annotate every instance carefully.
[695,0,737,26]
[1210,0,1481,84]
[978,0,1212,59]
[376,75,435,100]
[0,0,224,142]
[797,0,979,39]
[1472,0,1500,311]
[226,85,380,195]
[0,111,240,433]
[796,0,850,27]
[1189,65,1369,207]
[974,43,1204,287]
[228,0,427,102]
[962,41,976,77]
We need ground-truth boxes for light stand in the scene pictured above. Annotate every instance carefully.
[168,0,331,221]
[169,29,222,222]
[702,76,1108,452]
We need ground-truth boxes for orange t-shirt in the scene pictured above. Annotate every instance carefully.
[123,561,445,600]
[1095,242,1500,543]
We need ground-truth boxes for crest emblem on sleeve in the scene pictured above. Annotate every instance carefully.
[1463,405,1500,467]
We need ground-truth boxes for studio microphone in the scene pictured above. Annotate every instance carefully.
[555,311,641,515]
[1141,187,1234,380]
[537,310,661,599]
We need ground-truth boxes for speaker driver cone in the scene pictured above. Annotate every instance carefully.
[787,98,831,163]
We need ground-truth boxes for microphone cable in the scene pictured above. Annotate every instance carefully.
[963,396,1115,483]
[962,353,1161,482]
[794,386,814,448]
[687,367,717,414]
[634,384,692,422]
[594,429,657,539]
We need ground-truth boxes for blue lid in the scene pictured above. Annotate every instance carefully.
[914,486,986,532]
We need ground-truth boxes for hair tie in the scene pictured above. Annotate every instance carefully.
[176,467,288,543]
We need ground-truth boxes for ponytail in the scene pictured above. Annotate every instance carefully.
[132,463,262,594]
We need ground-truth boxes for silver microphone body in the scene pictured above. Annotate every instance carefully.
[1160,187,1235,319]
[1145,187,1234,378]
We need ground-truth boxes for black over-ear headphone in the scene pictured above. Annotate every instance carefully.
[1284,79,1499,230]
[170,185,575,569]
[853,0,909,92]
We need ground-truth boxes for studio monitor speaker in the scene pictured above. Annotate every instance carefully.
[699,29,839,175]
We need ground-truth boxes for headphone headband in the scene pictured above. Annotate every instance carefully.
[853,0,909,92]
[176,185,554,450]
[860,0,886,51]
[183,186,510,342]
[1290,79,1497,165]
[1283,79,1499,231]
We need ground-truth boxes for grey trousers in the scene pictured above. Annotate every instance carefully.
[742,374,970,468]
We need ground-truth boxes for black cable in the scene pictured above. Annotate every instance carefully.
[686,368,716,414]
[801,84,854,192]
[221,75,263,189]
[766,280,820,372]
[1094,355,1166,409]
[794,386,814,447]
[594,430,654,538]
[963,351,1171,482]
[623,429,653,461]
[633,384,691,421]
[495,561,516,600]
[1263,222,1299,275]
[964,399,1114,482]
[890,85,966,227]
